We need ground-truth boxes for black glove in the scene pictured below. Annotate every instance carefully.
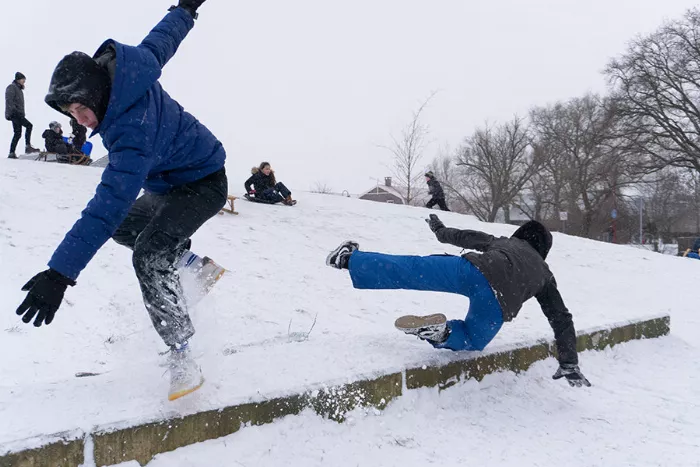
[170,0,206,18]
[425,214,446,234]
[553,364,591,388]
[16,269,76,327]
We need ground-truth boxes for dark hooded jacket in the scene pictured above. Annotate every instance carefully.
[427,177,445,199]
[244,167,277,193]
[5,81,25,120]
[42,128,68,154]
[42,7,226,280]
[435,221,578,365]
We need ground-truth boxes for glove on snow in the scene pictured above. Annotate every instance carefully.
[553,364,592,388]
[16,269,75,327]
[170,0,206,18]
[425,214,446,234]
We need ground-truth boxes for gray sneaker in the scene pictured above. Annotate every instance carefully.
[394,313,449,343]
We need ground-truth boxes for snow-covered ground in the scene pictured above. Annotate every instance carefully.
[141,336,700,467]
[1,159,698,461]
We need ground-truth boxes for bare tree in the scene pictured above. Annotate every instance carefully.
[452,116,544,222]
[380,91,437,204]
[636,168,692,236]
[605,8,700,174]
[512,143,559,222]
[310,181,334,194]
[530,94,638,237]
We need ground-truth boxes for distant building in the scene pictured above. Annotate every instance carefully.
[359,177,405,204]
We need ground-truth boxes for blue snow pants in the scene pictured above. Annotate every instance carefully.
[349,252,504,351]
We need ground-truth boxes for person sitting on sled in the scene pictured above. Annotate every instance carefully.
[15,0,227,401]
[244,161,297,206]
[42,121,77,159]
[326,215,591,388]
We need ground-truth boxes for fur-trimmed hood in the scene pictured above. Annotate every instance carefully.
[251,166,275,175]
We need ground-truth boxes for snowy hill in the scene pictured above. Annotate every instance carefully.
[1,158,698,458]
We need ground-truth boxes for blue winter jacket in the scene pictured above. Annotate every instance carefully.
[48,8,226,280]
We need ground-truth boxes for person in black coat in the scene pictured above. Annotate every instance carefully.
[244,162,297,205]
[326,217,590,388]
[425,171,449,211]
[42,121,77,161]
[5,72,40,158]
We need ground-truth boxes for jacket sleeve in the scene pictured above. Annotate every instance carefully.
[48,139,153,280]
[435,228,495,252]
[535,277,578,366]
[434,181,445,198]
[427,181,435,195]
[244,174,255,193]
[138,7,194,69]
[5,85,16,120]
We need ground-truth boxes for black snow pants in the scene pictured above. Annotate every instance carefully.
[112,168,228,347]
[426,197,450,211]
[10,117,32,153]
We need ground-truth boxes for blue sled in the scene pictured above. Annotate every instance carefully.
[62,137,93,156]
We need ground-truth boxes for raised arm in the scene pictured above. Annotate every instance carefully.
[138,6,197,69]
[435,228,494,252]
[425,214,494,251]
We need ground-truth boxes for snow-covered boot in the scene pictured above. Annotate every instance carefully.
[177,251,226,307]
[167,346,204,401]
[326,241,359,269]
[7,152,17,159]
[25,145,40,154]
[394,313,449,343]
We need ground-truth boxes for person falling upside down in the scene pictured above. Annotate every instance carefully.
[15,0,227,401]
[326,215,591,388]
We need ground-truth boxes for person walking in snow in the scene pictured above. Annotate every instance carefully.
[424,171,449,211]
[326,215,591,388]
[5,72,40,158]
[244,162,297,206]
[15,0,227,402]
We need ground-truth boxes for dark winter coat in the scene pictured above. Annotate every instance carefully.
[70,118,87,151]
[5,81,25,121]
[435,222,578,365]
[43,7,226,280]
[427,177,445,199]
[244,167,277,193]
[42,128,69,154]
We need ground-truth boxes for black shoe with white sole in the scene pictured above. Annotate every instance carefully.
[326,241,359,269]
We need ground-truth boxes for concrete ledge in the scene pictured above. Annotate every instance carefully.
[0,437,84,467]
[406,315,670,391]
[0,316,669,467]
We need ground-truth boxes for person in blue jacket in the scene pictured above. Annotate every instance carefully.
[683,237,700,260]
[15,0,226,401]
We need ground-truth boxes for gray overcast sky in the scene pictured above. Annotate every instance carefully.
[2,0,698,194]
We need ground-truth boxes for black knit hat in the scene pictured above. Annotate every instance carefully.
[511,220,553,260]
[425,171,435,178]
[45,52,112,123]
[15,72,26,81]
